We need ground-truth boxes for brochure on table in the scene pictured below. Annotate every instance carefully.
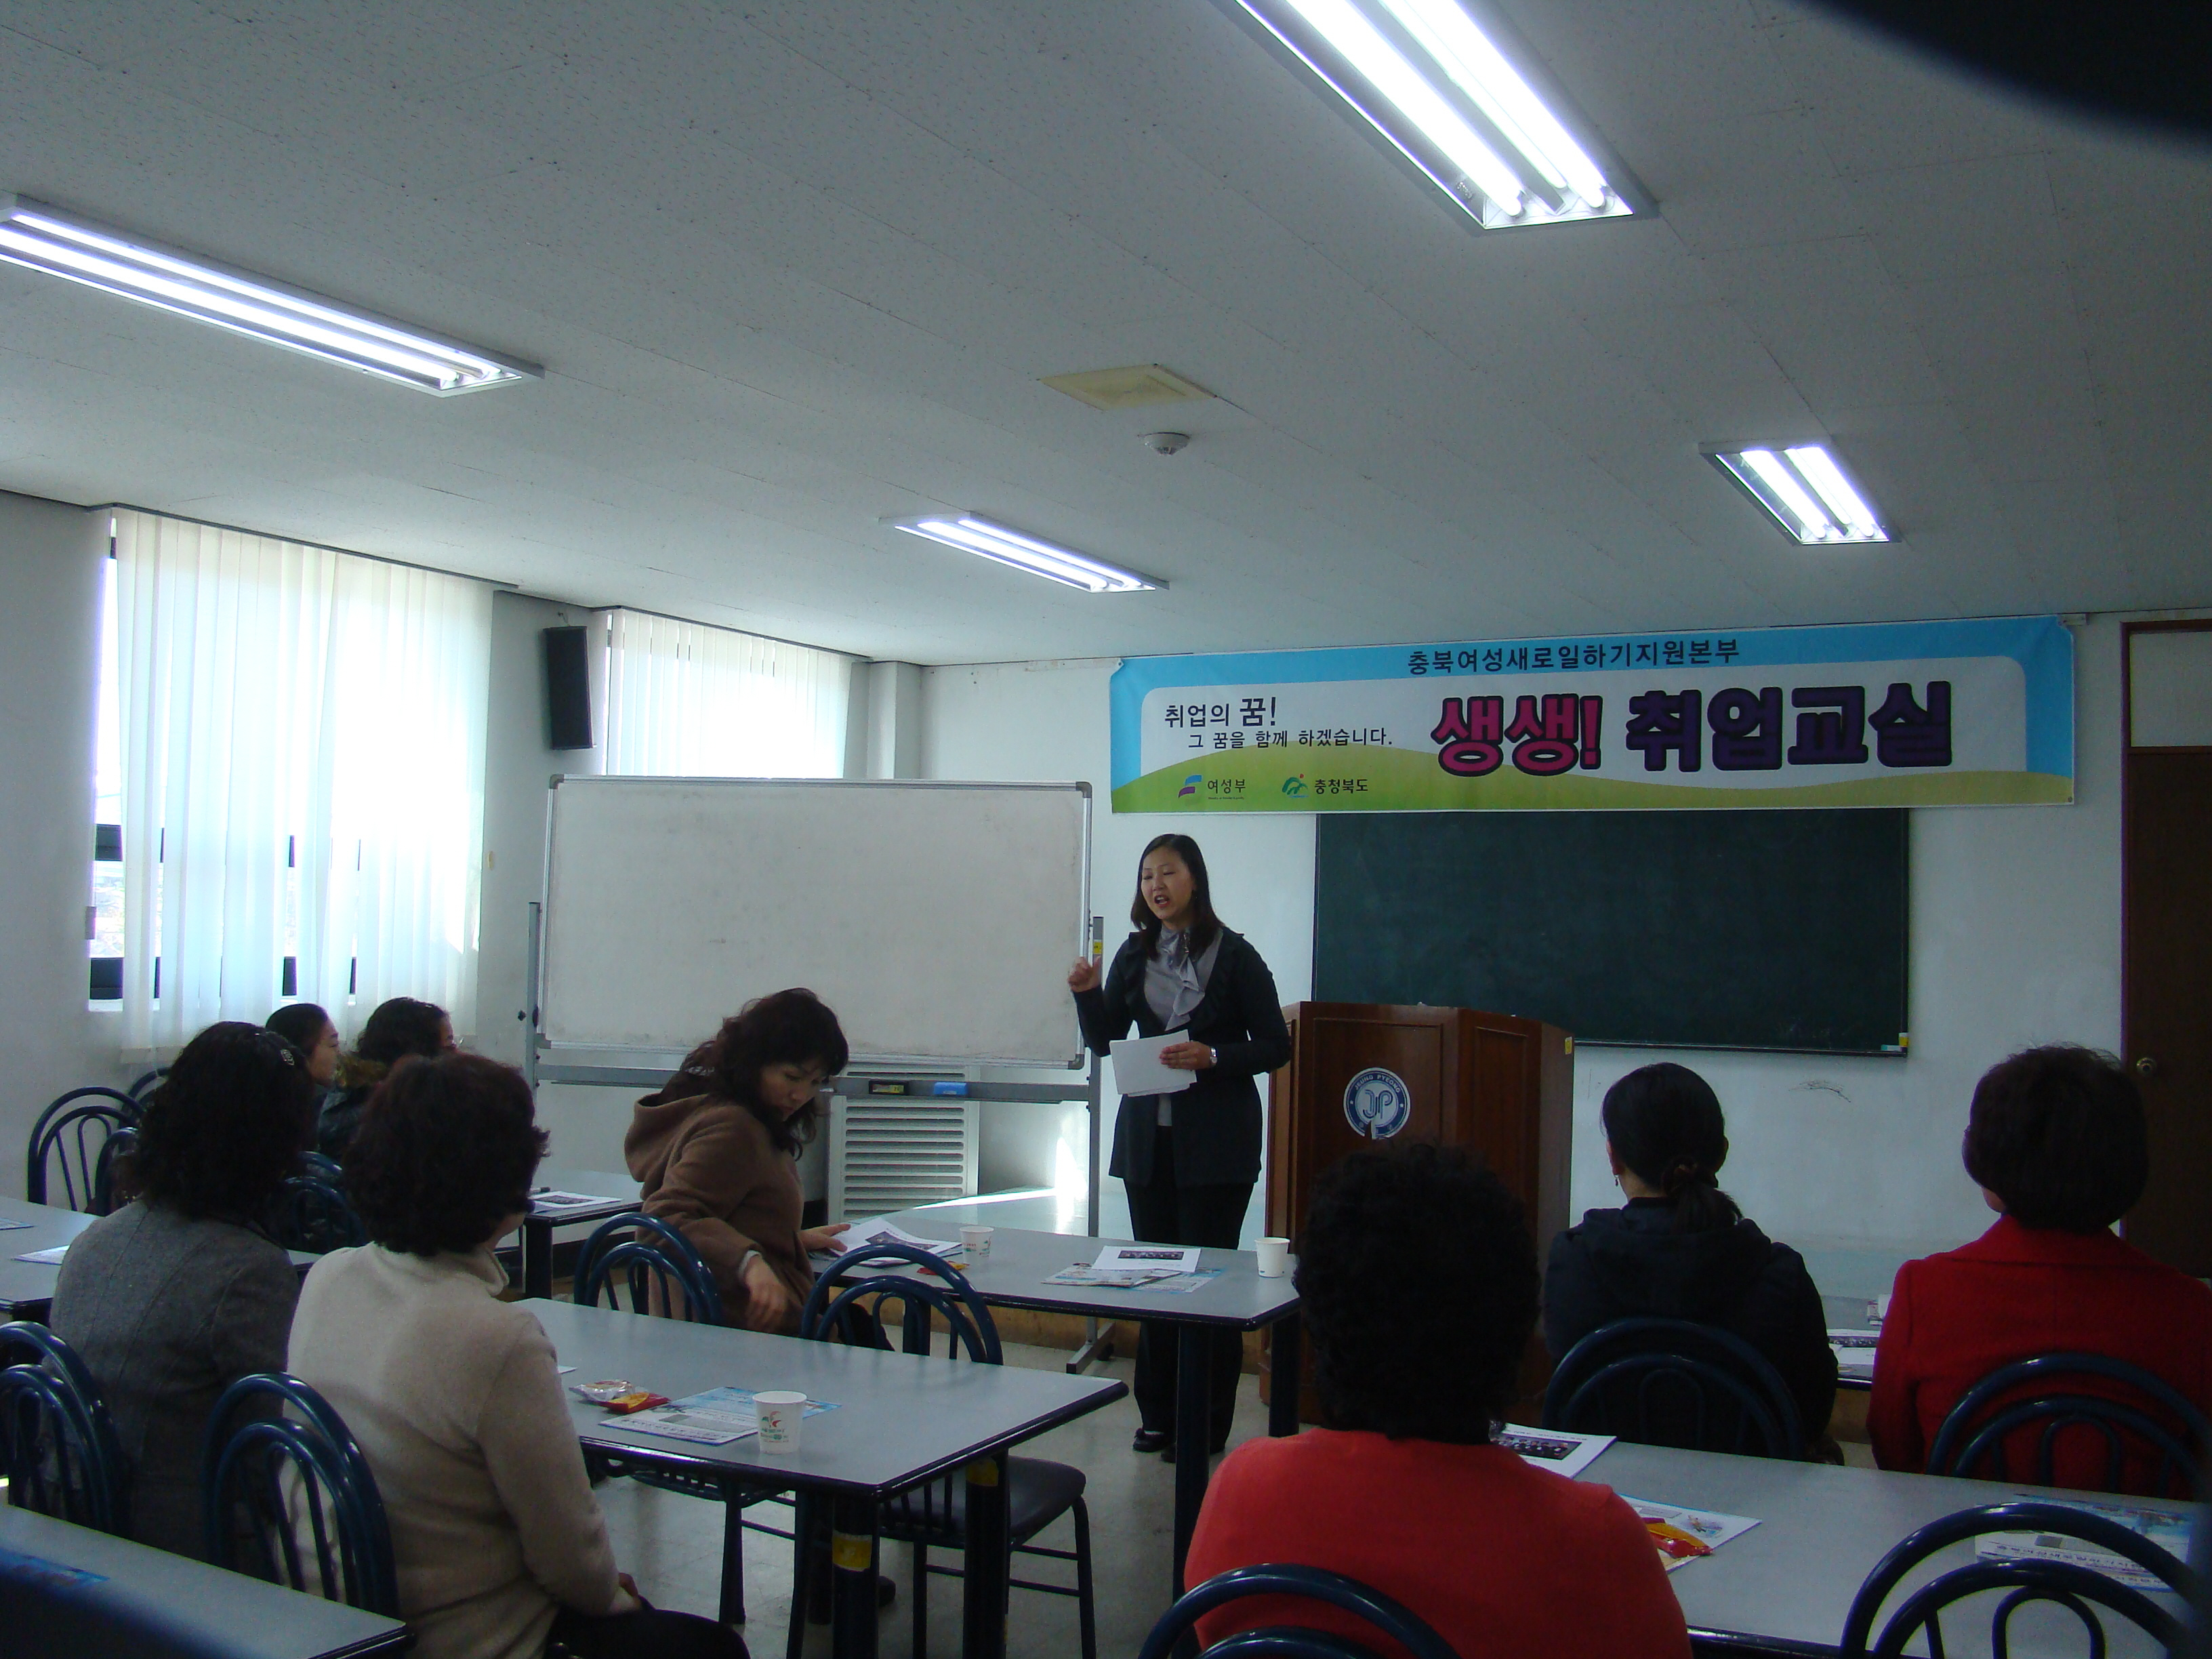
[1620,1498,1761,1571]
[1828,1328,1879,1378]
[613,1387,841,1446]
[531,1189,625,1212]
[834,1217,961,1265]
[1978,1497,2196,1590]
[1497,1425,1614,1481]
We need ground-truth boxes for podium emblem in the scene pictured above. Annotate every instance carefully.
[1343,1067,1412,1139]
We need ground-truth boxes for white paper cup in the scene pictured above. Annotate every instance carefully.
[1255,1237,1290,1278]
[959,1225,994,1256]
[755,1391,807,1453]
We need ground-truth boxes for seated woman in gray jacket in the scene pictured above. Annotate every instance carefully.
[52,1021,314,1558]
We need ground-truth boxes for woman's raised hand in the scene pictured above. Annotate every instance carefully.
[1067,957,1101,994]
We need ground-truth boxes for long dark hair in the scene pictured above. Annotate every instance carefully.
[1601,1062,1742,1233]
[266,1002,332,1058]
[1128,834,1223,958]
[355,997,448,1065]
[659,988,849,1155]
[136,1022,316,1219]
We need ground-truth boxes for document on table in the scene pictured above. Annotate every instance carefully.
[12,1245,69,1265]
[1045,1265,1223,1293]
[1828,1328,1879,1378]
[0,1220,31,1233]
[530,1189,624,1212]
[834,1216,961,1265]
[1978,1496,2196,1589]
[619,1386,840,1446]
[1496,1425,1613,1480]
[1109,1031,1196,1097]
[1094,1243,1202,1273]
[1620,1498,1760,1572]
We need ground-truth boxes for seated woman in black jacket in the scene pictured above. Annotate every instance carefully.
[1544,1063,1837,1450]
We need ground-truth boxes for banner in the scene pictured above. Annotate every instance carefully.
[1110,617,2072,813]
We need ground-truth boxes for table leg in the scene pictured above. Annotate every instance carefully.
[830,1494,880,1659]
[961,1455,1010,1659]
[1171,1322,1210,1596]
[523,1214,553,1300]
[1267,1313,1301,1438]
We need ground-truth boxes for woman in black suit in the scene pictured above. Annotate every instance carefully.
[1069,834,1291,1457]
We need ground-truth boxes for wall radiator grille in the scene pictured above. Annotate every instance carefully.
[828,1098,979,1218]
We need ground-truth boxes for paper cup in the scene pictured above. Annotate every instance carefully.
[1254,1237,1290,1278]
[755,1391,807,1453]
[959,1225,994,1256]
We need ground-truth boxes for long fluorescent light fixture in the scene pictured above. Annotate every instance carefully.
[1225,0,1634,228]
[0,194,539,394]
[1706,445,1891,546]
[889,514,1162,592]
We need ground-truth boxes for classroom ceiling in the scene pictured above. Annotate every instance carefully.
[0,1,2207,662]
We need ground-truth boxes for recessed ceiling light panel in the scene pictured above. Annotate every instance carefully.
[1040,364,1214,411]
[0,194,539,394]
[889,514,1163,593]
[1223,0,1637,229]
[1706,444,1891,546]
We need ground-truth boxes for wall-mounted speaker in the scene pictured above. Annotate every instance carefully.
[544,625,594,750]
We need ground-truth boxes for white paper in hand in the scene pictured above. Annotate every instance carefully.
[1110,1031,1196,1096]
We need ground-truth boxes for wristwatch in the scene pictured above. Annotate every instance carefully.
[1208,1046,1218,1066]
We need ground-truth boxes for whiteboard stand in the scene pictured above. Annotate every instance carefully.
[523,900,1118,1374]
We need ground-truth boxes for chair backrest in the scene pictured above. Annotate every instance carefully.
[1543,1316,1805,1459]
[126,1067,167,1103]
[1839,1499,2194,1658]
[1929,1352,2211,1500]
[799,1240,1002,1363]
[573,1213,723,1323]
[1139,1565,1460,1659]
[26,1088,140,1211]
[270,1176,367,1254]
[298,1151,344,1184]
[0,1322,129,1536]
[203,1372,398,1616]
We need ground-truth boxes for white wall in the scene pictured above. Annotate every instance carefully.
[0,491,112,1195]
[918,621,2137,1260]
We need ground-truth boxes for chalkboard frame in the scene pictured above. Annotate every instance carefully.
[1314,808,1910,1057]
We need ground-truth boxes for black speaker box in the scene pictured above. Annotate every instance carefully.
[543,625,594,750]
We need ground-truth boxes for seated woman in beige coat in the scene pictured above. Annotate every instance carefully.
[288,1053,744,1659]
[627,988,853,1332]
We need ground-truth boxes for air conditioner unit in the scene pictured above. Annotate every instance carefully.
[828,1096,979,1219]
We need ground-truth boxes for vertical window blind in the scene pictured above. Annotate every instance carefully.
[110,509,492,1056]
[600,609,853,779]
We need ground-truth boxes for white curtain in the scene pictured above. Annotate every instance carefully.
[601,609,853,778]
[112,509,492,1057]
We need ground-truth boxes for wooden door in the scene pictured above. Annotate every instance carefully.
[2123,623,2212,1274]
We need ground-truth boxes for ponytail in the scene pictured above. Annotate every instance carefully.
[1601,1063,1742,1233]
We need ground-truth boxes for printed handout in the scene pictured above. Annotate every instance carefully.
[1978,1497,2195,1591]
[833,1217,961,1265]
[1094,1243,1202,1274]
[619,1386,840,1446]
[1619,1498,1761,1572]
[1496,1425,1614,1481]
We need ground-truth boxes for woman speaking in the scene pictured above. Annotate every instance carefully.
[1069,834,1291,1458]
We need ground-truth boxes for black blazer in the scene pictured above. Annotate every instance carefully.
[1075,927,1290,1189]
[1544,1199,1839,1443]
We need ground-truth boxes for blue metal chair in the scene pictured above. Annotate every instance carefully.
[26,1088,140,1212]
[202,1372,398,1616]
[125,1067,167,1103]
[572,1213,725,1324]
[0,1322,129,1536]
[793,1242,1094,1659]
[1839,1499,2196,1657]
[1928,1353,2211,1500]
[299,1151,344,1184]
[270,1176,367,1254]
[1543,1315,1805,1459]
[1140,1564,1460,1659]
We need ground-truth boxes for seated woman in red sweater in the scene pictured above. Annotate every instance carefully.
[1185,1144,1688,1659]
[1870,1044,2212,1491]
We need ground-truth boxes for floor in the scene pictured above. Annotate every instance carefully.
[596,1336,1263,1659]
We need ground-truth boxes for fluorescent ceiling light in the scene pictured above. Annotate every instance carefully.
[889,514,1162,593]
[0,194,538,394]
[1225,0,1633,228]
[1707,445,1891,546]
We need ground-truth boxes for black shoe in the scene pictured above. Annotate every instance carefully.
[1132,1428,1170,1454]
[806,1572,897,1623]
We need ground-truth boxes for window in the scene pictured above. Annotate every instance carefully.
[600,609,853,779]
[106,510,493,1057]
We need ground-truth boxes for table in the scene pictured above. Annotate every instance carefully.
[530,1297,1126,1659]
[1824,1294,1880,1393]
[521,1166,641,1299]
[1579,1440,2198,1656]
[889,1206,1304,1596]
[0,1502,408,1656]
[0,1197,99,1319]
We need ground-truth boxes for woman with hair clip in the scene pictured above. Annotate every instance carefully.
[1069,834,1292,1458]
[1543,1061,1837,1452]
[627,988,853,1334]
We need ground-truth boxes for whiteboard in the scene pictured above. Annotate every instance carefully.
[541,777,1090,1065]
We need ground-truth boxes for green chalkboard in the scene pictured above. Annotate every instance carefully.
[1314,810,1908,1054]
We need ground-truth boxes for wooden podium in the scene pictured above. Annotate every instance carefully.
[1263,1002,1575,1420]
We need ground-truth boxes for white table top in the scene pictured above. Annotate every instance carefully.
[0,1504,406,1657]
[530,1298,1125,1496]
[1582,1441,2198,1656]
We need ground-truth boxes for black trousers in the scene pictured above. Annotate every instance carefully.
[1124,1126,1252,1441]
[550,1603,750,1658]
